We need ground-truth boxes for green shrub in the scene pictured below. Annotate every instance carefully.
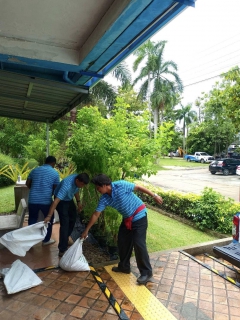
[104,207,122,246]
[0,154,15,187]
[185,187,238,234]
[135,180,240,235]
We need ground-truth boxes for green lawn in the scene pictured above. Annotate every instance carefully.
[0,185,220,252]
[147,208,219,252]
[156,157,208,169]
[0,185,15,213]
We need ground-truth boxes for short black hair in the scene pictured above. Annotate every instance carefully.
[45,156,56,164]
[91,174,111,186]
[76,173,90,184]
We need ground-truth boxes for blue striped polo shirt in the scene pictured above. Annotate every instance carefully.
[54,174,79,201]
[96,180,147,221]
[28,164,60,205]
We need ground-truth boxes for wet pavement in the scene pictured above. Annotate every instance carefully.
[1,224,240,320]
[143,167,240,201]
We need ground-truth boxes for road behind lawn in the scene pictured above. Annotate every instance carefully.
[143,166,240,202]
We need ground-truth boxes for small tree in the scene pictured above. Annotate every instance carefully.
[156,122,175,158]
[25,129,60,164]
[67,98,159,238]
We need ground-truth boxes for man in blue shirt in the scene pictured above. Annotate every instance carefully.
[26,156,60,245]
[44,173,89,256]
[81,174,163,285]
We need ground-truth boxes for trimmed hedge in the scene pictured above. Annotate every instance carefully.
[135,180,240,235]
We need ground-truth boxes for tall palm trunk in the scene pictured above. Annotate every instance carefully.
[153,107,159,138]
[182,120,186,152]
[147,72,152,137]
[159,102,164,126]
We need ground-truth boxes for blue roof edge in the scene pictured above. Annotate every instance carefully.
[85,1,195,87]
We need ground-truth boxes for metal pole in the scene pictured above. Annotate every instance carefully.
[46,121,49,156]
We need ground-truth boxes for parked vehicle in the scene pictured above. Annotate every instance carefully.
[209,158,240,176]
[236,165,240,176]
[184,152,214,163]
[227,144,240,159]
[168,151,178,157]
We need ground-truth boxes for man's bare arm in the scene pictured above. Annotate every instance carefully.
[81,211,101,239]
[134,184,163,204]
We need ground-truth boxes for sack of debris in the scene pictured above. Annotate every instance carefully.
[0,222,48,256]
[59,238,90,272]
[1,260,42,294]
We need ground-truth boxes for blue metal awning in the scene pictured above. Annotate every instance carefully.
[0,0,195,123]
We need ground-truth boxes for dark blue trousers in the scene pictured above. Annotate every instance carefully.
[117,215,152,276]
[56,199,77,252]
[28,203,53,242]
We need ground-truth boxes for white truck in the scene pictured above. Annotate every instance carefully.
[184,152,214,163]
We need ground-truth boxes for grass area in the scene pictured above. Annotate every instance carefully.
[0,186,220,252]
[157,157,208,169]
[147,208,219,252]
[0,185,15,213]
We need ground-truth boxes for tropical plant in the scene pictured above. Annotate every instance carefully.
[73,61,132,118]
[55,163,77,180]
[0,153,16,187]
[175,103,197,152]
[133,40,183,137]
[0,162,33,183]
[133,40,162,134]
[111,61,132,89]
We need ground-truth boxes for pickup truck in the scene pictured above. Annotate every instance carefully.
[184,152,214,163]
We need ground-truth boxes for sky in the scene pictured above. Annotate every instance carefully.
[106,0,240,108]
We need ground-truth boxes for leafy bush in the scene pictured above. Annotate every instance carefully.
[185,187,237,234]
[104,207,122,246]
[135,181,240,235]
[0,154,15,187]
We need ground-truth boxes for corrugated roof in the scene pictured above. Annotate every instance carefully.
[0,0,195,123]
[0,70,88,123]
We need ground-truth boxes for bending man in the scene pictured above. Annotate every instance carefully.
[81,174,163,285]
[44,173,89,256]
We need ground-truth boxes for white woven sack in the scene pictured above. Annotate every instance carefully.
[0,222,47,256]
[59,238,90,271]
[3,260,42,294]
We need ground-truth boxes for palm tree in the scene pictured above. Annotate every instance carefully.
[175,103,197,152]
[133,40,183,138]
[111,62,132,89]
[70,61,132,120]
[133,40,163,135]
